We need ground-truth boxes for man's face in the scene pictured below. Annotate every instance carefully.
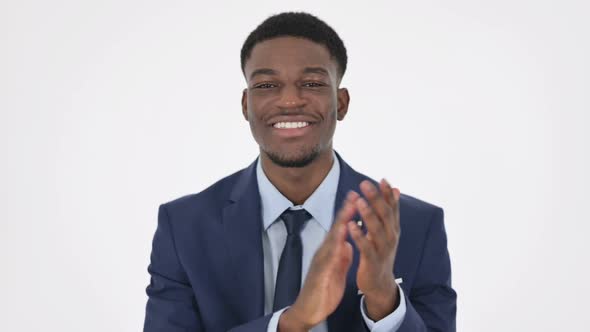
[242,36,349,168]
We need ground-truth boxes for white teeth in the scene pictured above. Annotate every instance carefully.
[273,122,309,129]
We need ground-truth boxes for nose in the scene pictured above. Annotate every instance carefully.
[277,85,306,109]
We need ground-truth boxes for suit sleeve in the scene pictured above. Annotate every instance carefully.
[144,205,276,332]
[144,204,205,331]
[399,208,457,332]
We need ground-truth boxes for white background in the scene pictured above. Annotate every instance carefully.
[1,0,589,331]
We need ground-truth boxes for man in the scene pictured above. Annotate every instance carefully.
[144,12,456,332]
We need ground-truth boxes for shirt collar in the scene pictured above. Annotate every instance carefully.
[256,152,340,232]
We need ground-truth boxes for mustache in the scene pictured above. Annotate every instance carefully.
[263,108,322,125]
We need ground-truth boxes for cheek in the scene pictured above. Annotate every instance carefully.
[245,106,269,139]
[247,96,274,121]
[322,102,339,123]
[248,113,265,134]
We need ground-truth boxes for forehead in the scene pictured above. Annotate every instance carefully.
[244,36,338,77]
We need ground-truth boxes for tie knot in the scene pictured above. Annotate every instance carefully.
[280,209,312,235]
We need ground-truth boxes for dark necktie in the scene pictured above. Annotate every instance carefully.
[273,208,312,311]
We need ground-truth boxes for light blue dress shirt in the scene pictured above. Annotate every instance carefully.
[256,154,407,332]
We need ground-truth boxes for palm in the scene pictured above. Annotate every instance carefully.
[297,241,352,325]
[356,253,379,294]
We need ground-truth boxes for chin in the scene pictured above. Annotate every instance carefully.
[264,146,321,168]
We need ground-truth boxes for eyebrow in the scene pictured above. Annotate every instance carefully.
[248,66,330,81]
[302,67,329,76]
[249,68,277,80]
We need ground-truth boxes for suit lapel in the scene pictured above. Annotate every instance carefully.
[222,160,265,322]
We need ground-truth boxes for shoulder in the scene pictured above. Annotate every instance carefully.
[397,192,445,249]
[399,193,443,222]
[160,166,248,219]
[344,160,442,226]
[340,155,444,232]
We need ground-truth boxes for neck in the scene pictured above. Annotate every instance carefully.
[260,148,335,205]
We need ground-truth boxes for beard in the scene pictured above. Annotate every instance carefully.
[263,144,321,168]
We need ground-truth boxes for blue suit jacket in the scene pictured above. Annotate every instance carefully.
[144,154,457,331]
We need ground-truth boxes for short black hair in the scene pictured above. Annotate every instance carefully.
[240,12,348,79]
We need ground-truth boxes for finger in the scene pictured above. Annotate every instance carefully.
[345,190,360,204]
[360,180,394,236]
[380,179,395,207]
[383,180,401,233]
[330,221,356,273]
[379,179,396,237]
[361,181,394,227]
[318,222,348,266]
[335,240,353,275]
[334,193,356,225]
[355,197,386,252]
[343,190,360,219]
[347,221,377,260]
[383,179,400,207]
[329,196,357,242]
[392,187,400,204]
[333,221,349,244]
[392,187,401,233]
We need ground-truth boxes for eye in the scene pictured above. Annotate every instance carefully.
[253,83,278,89]
[302,82,325,88]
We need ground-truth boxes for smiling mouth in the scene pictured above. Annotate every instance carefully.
[272,121,311,129]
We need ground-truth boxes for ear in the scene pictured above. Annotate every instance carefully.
[241,88,249,121]
[336,88,350,121]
